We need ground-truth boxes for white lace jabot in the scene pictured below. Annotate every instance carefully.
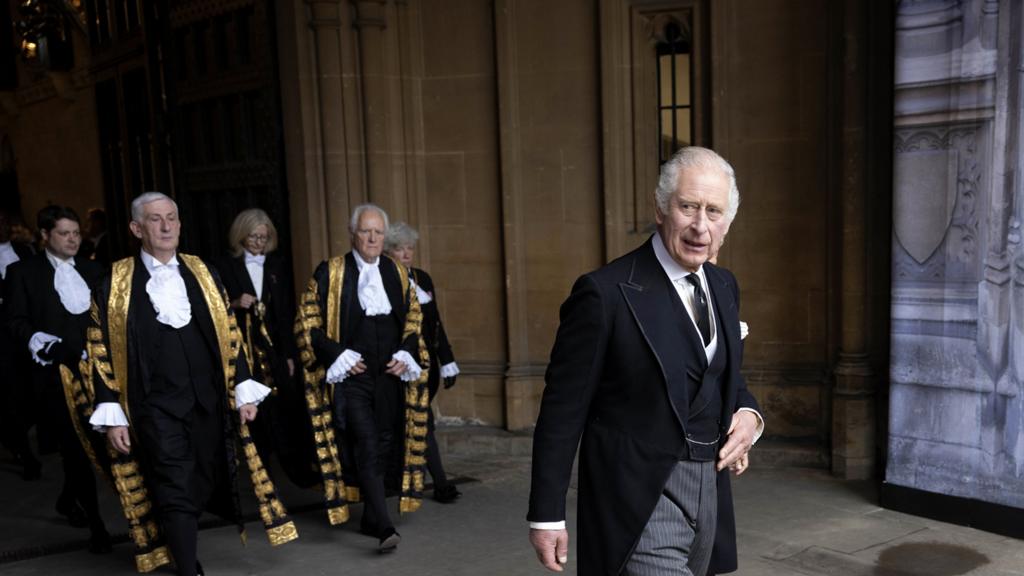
[353,251,392,316]
[141,250,192,328]
[47,251,91,315]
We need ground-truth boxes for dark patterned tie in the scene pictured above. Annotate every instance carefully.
[685,273,711,346]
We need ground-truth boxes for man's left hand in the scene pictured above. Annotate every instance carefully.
[385,357,408,376]
[717,410,758,472]
[239,403,258,423]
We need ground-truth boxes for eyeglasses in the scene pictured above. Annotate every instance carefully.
[247,233,269,243]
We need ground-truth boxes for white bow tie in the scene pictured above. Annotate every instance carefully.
[245,253,265,266]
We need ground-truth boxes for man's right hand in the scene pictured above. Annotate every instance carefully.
[107,426,131,454]
[529,528,569,572]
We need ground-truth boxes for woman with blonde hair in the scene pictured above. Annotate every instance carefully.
[218,208,317,487]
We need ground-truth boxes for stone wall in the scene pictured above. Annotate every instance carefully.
[886,0,1024,507]
[277,0,842,442]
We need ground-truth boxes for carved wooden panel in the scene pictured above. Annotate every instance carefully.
[165,0,290,262]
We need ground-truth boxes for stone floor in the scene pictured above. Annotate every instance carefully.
[1,428,1022,575]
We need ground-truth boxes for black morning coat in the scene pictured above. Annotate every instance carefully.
[528,237,760,575]
[4,251,103,450]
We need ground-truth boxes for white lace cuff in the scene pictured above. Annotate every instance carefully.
[326,349,363,384]
[392,350,422,382]
[89,402,129,432]
[530,521,566,530]
[739,321,749,340]
[235,379,272,407]
[440,362,460,378]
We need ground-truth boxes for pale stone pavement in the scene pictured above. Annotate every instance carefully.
[1,428,1022,576]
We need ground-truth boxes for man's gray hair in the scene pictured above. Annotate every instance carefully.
[131,192,178,223]
[384,221,419,252]
[349,203,390,233]
[655,147,740,223]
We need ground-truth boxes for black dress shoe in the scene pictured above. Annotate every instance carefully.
[433,484,461,504]
[378,527,400,553]
[56,498,89,528]
[88,528,113,554]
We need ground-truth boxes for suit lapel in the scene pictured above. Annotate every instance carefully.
[179,261,218,356]
[704,264,738,363]
[341,253,361,344]
[704,263,741,420]
[380,257,405,321]
[619,239,698,426]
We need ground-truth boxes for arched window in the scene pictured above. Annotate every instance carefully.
[656,20,693,164]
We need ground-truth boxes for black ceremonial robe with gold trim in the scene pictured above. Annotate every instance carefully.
[61,254,297,573]
[295,253,430,524]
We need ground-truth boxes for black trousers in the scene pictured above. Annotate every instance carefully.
[135,400,225,576]
[338,372,401,535]
[40,367,103,529]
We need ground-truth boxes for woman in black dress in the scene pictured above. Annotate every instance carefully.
[218,208,317,487]
[385,222,461,503]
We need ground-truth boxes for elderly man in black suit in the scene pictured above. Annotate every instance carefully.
[87,192,295,576]
[4,205,110,552]
[296,203,429,553]
[528,146,764,576]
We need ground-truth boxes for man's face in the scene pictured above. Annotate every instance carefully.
[655,166,732,272]
[129,199,180,257]
[388,244,415,267]
[352,210,386,263]
[43,218,81,260]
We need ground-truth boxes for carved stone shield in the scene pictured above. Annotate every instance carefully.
[894,148,958,264]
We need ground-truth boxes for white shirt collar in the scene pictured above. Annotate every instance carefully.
[0,241,13,254]
[352,250,379,271]
[45,249,75,269]
[652,232,706,285]
[140,250,179,275]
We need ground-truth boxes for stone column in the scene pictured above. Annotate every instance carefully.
[307,0,366,253]
[352,0,415,218]
[977,0,1019,378]
[494,0,542,431]
[832,0,875,480]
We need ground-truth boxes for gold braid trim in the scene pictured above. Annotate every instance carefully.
[294,257,350,524]
[108,257,134,420]
[61,363,175,571]
[88,258,172,572]
[134,546,172,573]
[179,254,297,544]
[392,259,430,514]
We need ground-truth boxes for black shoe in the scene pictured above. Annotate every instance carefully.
[56,498,89,528]
[378,527,400,553]
[88,528,113,554]
[433,484,461,504]
[195,560,205,576]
